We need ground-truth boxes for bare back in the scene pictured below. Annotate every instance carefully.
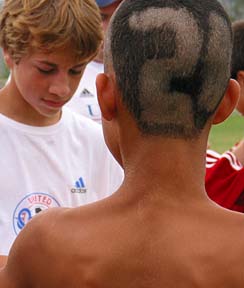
[4,189,244,288]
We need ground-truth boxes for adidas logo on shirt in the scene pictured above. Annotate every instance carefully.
[79,88,94,98]
[71,177,87,194]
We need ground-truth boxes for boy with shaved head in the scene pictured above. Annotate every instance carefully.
[1,0,244,287]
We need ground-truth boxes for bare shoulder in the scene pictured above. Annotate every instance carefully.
[1,200,118,287]
[229,210,244,246]
[1,207,69,287]
[227,211,244,284]
[214,207,244,264]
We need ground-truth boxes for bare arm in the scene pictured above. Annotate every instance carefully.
[0,210,56,287]
[0,255,7,268]
[0,234,32,288]
[0,255,19,288]
[0,208,63,288]
[0,269,13,288]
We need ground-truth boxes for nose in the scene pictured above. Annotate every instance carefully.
[48,73,71,98]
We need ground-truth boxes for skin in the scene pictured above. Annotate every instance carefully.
[0,46,87,126]
[1,75,244,287]
[95,0,122,63]
[0,256,7,269]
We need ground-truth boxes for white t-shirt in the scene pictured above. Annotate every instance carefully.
[66,61,103,123]
[0,107,123,255]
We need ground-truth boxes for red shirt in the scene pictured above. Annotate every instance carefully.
[205,149,244,213]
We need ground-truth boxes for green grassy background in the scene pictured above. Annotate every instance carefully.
[209,112,244,153]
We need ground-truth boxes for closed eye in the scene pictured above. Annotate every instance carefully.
[37,67,55,74]
[69,69,83,75]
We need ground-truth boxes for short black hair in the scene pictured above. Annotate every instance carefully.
[105,0,232,139]
[231,20,244,79]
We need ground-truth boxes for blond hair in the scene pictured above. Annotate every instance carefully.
[0,0,103,62]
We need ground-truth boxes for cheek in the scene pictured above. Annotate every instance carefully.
[15,70,47,100]
[70,76,83,93]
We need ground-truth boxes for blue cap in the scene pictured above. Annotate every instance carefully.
[96,0,118,8]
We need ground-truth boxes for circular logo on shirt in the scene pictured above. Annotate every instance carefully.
[13,192,60,235]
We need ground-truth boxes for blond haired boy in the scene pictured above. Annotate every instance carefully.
[0,0,123,257]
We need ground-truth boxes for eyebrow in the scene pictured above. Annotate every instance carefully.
[36,61,86,69]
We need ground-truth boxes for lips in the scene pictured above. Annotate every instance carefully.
[42,99,66,108]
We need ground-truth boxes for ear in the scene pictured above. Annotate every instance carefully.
[212,79,240,124]
[96,73,116,121]
[3,48,14,69]
[237,70,244,87]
